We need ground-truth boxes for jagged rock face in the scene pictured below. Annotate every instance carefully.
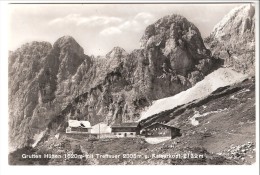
[205,4,255,75]
[54,36,85,82]
[9,14,218,150]
[8,37,89,150]
[140,14,212,76]
[57,15,218,126]
[135,14,217,98]
[9,41,53,150]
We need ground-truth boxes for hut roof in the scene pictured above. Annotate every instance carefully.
[68,120,91,128]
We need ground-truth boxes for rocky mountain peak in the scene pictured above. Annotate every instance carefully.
[9,41,52,67]
[9,12,221,150]
[140,14,207,56]
[13,41,52,58]
[51,36,85,81]
[20,41,52,51]
[139,13,214,78]
[53,35,84,57]
[54,35,78,45]
[211,4,255,40]
[106,46,128,59]
[205,4,255,75]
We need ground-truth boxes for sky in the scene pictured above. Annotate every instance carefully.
[8,3,244,56]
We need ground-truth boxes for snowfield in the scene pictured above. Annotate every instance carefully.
[139,68,247,121]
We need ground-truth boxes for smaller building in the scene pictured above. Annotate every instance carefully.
[91,122,113,138]
[66,120,92,134]
[111,122,139,138]
[141,122,181,139]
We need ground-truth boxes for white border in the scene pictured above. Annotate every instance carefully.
[0,1,259,175]
[0,1,10,175]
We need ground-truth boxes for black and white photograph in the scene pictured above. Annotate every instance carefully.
[0,0,259,174]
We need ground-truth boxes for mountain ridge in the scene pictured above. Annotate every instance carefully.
[204,4,255,75]
[8,7,252,151]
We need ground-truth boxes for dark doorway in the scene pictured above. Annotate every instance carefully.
[124,133,127,137]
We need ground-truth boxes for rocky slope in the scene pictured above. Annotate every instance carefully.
[204,4,255,75]
[8,14,224,150]
[136,77,255,165]
[9,77,255,165]
[8,36,93,151]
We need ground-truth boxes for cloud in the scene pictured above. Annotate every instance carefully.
[48,14,122,27]
[119,20,139,31]
[99,12,155,36]
[77,16,122,26]
[99,27,122,35]
[48,12,155,37]
[134,12,154,21]
[134,12,155,25]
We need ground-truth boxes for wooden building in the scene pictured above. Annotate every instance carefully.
[111,122,139,137]
[141,122,181,139]
[66,120,92,134]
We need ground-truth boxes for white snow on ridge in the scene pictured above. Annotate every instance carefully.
[139,68,247,121]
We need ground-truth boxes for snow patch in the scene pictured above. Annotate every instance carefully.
[236,88,250,95]
[145,137,171,144]
[139,68,247,121]
[230,95,239,100]
[32,130,46,148]
[230,88,250,100]
[190,108,228,126]
[55,133,60,139]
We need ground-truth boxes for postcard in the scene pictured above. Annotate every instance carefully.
[0,1,259,175]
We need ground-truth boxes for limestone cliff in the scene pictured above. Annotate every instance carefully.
[9,14,219,150]
[204,4,255,75]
